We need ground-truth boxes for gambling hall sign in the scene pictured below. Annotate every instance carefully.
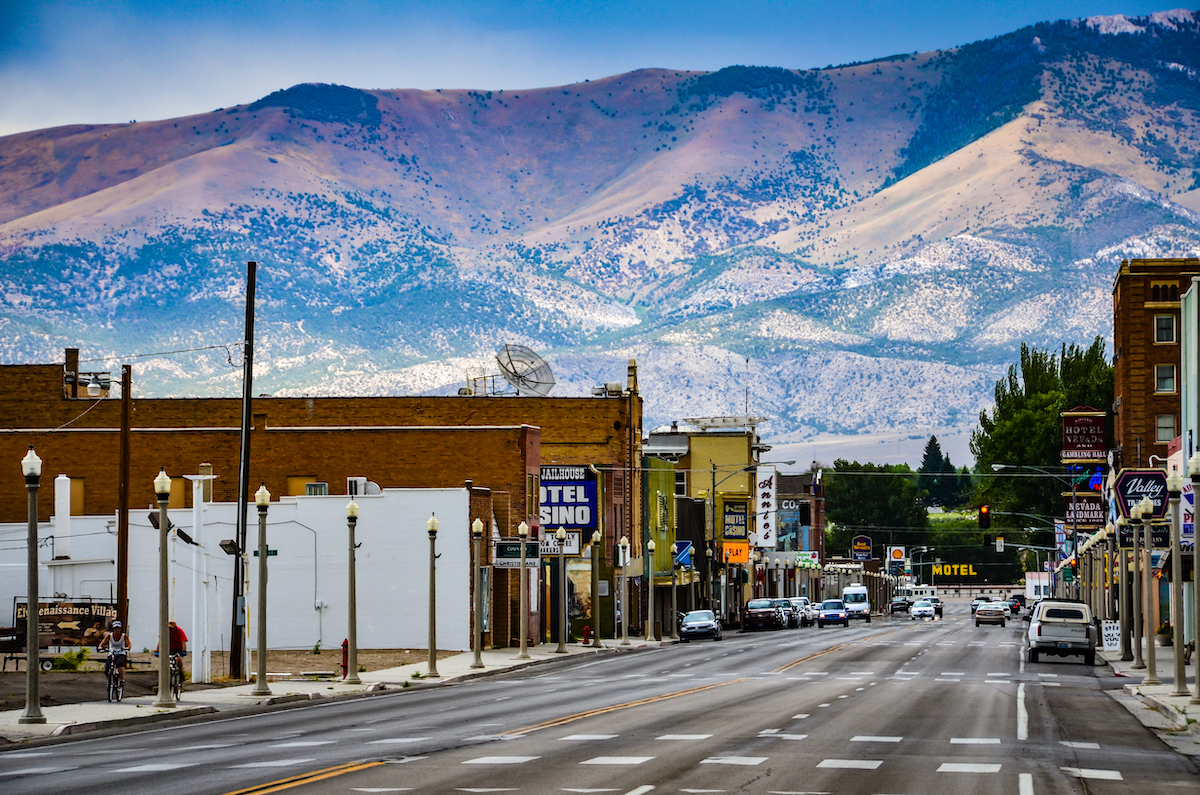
[1061,409,1106,462]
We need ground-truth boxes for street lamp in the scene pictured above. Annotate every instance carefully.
[590,529,602,648]
[555,526,568,653]
[619,536,630,645]
[1116,517,1133,661]
[152,467,176,708]
[705,546,713,609]
[1188,451,1200,705]
[1129,501,1146,670]
[1167,471,1187,696]
[646,538,657,642]
[250,483,272,696]
[426,513,440,678]
[345,499,361,684]
[1139,495,1161,685]
[471,518,485,668]
[19,446,44,725]
[516,522,531,659]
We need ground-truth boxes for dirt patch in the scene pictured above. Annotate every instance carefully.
[0,648,455,711]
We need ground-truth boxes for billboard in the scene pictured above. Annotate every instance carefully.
[1061,410,1106,462]
[752,466,777,548]
[539,465,598,531]
[14,599,117,649]
[723,500,748,540]
[851,535,872,561]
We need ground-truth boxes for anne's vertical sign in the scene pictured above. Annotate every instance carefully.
[753,466,777,548]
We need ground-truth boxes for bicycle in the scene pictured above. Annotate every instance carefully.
[101,648,124,702]
[157,650,186,699]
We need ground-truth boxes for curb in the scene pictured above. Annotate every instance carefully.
[49,705,218,736]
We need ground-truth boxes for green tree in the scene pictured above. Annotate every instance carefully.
[825,459,929,557]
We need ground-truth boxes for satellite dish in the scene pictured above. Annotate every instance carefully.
[496,344,555,397]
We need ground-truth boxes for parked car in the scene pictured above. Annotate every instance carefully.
[773,598,801,628]
[889,596,911,614]
[926,596,943,617]
[817,599,849,628]
[679,609,722,641]
[790,597,816,627]
[743,598,785,631]
[1027,599,1096,665]
[970,596,990,615]
[910,599,935,620]
[975,600,1007,626]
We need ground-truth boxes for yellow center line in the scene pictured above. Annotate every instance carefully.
[220,761,383,795]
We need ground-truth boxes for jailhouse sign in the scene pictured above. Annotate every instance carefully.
[1061,409,1106,462]
[539,466,598,530]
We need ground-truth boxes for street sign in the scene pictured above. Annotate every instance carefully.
[1116,524,1170,549]
[996,536,1004,552]
[1113,469,1169,520]
[493,540,540,568]
[674,541,693,568]
[1101,620,1120,651]
[252,548,278,557]
[851,535,872,561]
[540,531,582,556]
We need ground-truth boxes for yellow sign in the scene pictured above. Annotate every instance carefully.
[722,542,749,564]
[931,563,980,577]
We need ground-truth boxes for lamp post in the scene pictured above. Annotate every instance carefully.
[705,546,713,609]
[250,484,272,696]
[590,529,602,648]
[1117,518,1133,661]
[516,522,531,659]
[619,536,630,645]
[555,527,568,653]
[19,447,44,725]
[152,467,176,708]
[1139,496,1161,685]
[1188,451,1200,705]
[646,538,657,642]
[1167,471,1187,696]
[669,556,679,641]
[1130,502,1146,669]
[1104,521,1116,622]
[426,513,440,678]
[471,518,485,668]
[345,499,361,684]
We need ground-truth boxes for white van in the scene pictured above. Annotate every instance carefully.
[842,584,871,622]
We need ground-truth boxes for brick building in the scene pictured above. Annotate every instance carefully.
[1112,258,1200,467]
[1,349,643,649]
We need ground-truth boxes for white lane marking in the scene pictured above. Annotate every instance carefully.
[801,672,830,676]
[1060,767,1122,780]
[1038,673,1058,677]
[986,680,1011,684]
[701,757,768,765]
[0,767,76,776]
[352,789,413,793]
[680,791,726,794]
[1040,682,1061,687]
[493,696,512,702]
[817,703,831,707]
[1060,741,1100,749]
[837,695,849,699]
[625,787,655,795]
[562,734,619,741]
[942,672,966,676]
[904,642,922,646]
[0,751,52,757]
[1018,773,1034,795]
[1018,682,1028,741]
[114,763,199,772]
[937,763,1002,773]
[835,677,863,681]
[231,759,316,769]
[178,743,236,750]
[767,792,830,795]
[987,673,1010,677]
[951,738,1001,744]
[935,678,961,682]
[462,757,540,764]
[457,789,519,793]
[562,790,619,793]
[383,757,427,764]
[850,671,875,675]
[582,757,654,765]
[367,738,432,745]
[271,740,336,747]
[817,759,882,769]
[760,729,779,734]
[657,734,711,740]
[792,714,810,719]
[856,687,865,691]
[761,733,808,740]
[851,736,902,742]
[668,673,695,677]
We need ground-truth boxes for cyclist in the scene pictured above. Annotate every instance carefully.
[154,619,188,677]
[97,620,129,685]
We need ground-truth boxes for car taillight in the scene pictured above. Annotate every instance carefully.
[1037,625,1041,637]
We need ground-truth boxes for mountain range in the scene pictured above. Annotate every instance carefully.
[2,9,1199,462]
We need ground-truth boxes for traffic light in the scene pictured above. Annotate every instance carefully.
[978,504,991,529]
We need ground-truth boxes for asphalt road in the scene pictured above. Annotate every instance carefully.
[1,601,1195,795]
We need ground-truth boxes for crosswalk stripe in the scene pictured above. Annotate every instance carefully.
[1061,767,1122,780]
[937,763,1002,773]
[581,757,654,765]
[701,757,768,765]
[462,757,539,764]
[817,759,882,769]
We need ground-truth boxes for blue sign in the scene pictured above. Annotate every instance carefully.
[674,541,693,568]
[539,465,598,531]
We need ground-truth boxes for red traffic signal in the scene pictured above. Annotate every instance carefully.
[978,504,991,529]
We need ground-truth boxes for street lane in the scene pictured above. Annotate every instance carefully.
[1,600,1195,795]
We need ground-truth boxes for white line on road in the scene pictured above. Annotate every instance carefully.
[937,763,1002,773]
[562,735,619,741]
[456,789,519,793]
[462,757,540,765]
[657,734,711,740]
[1060,741,1100,749]
[562,789,619,793]
[624,787,655,795]
[701,757,768,765]
[792,714,810,719]
[817,759,882,769]
[1018,773,1034,795]
[0,767,76,777]
[1017,683,1028,741]
[851,736,902,742]
[271,740,336,747]
[582,757,655,765]
[114,763,199,772]
[951,738,1001,744]
[1060,767,1122,780]
[351,789,413,792]
[368,738,433,745]
[230,759,316,769]
[941,672,966,676]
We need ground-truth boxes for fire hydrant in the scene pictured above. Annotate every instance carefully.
[341,638,349,678]
[581,624,591,645]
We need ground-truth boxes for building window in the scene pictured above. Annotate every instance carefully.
[1155,364,1176,393]
[1155,315,1176,343]
[1157,414,1176,443]
[675,471,687,496]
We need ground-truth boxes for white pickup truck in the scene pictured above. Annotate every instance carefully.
[1026,599,1096,665]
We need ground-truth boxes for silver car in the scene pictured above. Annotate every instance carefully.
[910,599,935,619]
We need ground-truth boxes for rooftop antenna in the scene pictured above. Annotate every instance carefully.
[496,344,556,397]
[744,357,750,414]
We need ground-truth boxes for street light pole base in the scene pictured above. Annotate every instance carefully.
[250,685,272,696]
[151,697,177,709]
[344,674,362,685]
[18,714,46,725]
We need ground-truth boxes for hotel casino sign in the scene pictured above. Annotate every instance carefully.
[1061,409,1106,462]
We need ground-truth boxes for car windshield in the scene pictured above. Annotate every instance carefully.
[821,600,844,610]
[746,599,774,610]
[914,600,931,608]
[684,611,715,622]
[843,593,867,603]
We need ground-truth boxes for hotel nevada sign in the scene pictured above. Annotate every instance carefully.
[1061,408,1106,462]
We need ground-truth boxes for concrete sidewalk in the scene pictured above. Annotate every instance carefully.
[1100,646,1200,756]
[0,640,654,744]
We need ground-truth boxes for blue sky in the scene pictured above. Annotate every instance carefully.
[0,1,1183,136]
